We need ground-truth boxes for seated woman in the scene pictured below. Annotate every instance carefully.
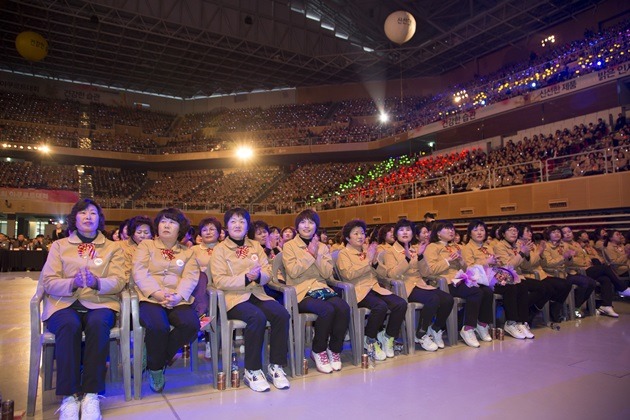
[383,219,454,351]
[518,225,573,322]
[210,208,290,392]
[604,229,630,278]
[282,209,350,373]
[132,208,200,393]
[42,198,126,420]
[541,226,596,318]
[120,215,154,276]
[424,221,493,348]
[491,222,548,339]
[336,219,408,360]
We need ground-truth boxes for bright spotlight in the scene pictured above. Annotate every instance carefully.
[39,145,50,153]
[236,146,254,160]
[379,113,389,123]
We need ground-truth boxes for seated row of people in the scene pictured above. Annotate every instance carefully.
[40,199,629,419]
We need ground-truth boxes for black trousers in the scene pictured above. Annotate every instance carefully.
[139,302,200,371]
[521,278,550,310]
[408,287,454,334]
[358,290,408,339]
[566,274,596,308]
[493,283,529,323]
[227,295,290,371]
[448,284,494,328]
[585,265,621,306]
[298,295,350,354]
[47,306,115,396]
[539,276,573,303]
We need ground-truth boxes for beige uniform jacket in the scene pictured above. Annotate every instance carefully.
[192,243,218,281]
[337,245,391,302]
[41,231,126,321]
[492,240,528,281]
[564,240,592,272]
[517,243,549,280]
[423,241,465,283]
[210,237,272,311]
[132,238,199,305]
[383,241,433,298]
[282,236,334,303]
[462,241,495,267]
[119,238,137,286]
[541,241,568,276]
[605,242,629,276]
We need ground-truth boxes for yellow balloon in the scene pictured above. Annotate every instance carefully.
[15,31,49,62]
[384,11,417,45]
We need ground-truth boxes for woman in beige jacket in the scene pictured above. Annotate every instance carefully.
[133,208,200,393]
[42,198,126,420]
[283,209,350,373]
[337,219,407,361]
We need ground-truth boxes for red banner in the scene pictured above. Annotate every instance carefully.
[0,188,79,203]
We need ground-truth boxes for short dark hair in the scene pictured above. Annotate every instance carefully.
[377,224,395,244]
[154,208,191,241]
[67,198,106,233]
[424,212,436,219]
[295,209,320,231]
[466,220,487,241]
[128,215,155,238]
[248,220,270,240]
[199,217,222,234]
[342,219,367,245]
[496,222,519,241]
[393,219,415,238]
[119,218,130,235]
[224,207,251,228]
[518,224,533,238]
[429,221,454,243]
[544,225,562,240]
[281,226,296,238]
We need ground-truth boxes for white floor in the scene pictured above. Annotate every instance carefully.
[3,271,629,420]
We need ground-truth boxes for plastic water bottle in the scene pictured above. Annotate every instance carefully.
[367,341,376,369]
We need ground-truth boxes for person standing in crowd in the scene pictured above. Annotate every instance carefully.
[132,208,200,393]
[283,209,350,373]
[541,226,596,318]
[337,219,408,360]
[41,198,126,420]
[424,221,493,348]
[52,222,66,241]
[210,208,290,392]
[383,218,454,351]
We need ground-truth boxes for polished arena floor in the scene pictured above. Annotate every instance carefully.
[2,271,629,419]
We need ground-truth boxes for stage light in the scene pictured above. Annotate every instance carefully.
[236,146,254,160]
[379,112,389,123]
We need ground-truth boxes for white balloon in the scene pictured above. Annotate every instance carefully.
[384,11,417,45]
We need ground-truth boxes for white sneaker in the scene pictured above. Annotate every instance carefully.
[326,349,342,371]
[364,337,386,361]
[474,323,493,342]
[267,364,290,390]
[459,327,480,348]
[619,288,630,298]
[377,330,395,358]
[520,323,535,339]
[504,321,526,339]
[427,326,445,349]
[415,333,438,352]
[243,369,270,392]
[598,306,619,318]
[80,393,102,420]
[310,350,333,374]
[56,395,80,420]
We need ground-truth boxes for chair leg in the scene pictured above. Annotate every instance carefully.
[567,286,576,320]
[295,317,306,376]
[132,327,144,400]
[43,344,54,391]
[402,307,413,355]
[27,340,43,416]
[586,291,597,316]
[191,335,199,372]
[446,300,459,346]
[120,333,132,402]
[541,302,551,326]
[109,340,120,382]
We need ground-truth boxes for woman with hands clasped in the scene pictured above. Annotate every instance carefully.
[210,208,291,392]
[383,219,454,352]
[42,198,126,420]
[283,210,350,373]
[337,219,407,361]
[132,208,200,393]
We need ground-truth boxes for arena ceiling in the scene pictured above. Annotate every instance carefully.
[1,0,605,98]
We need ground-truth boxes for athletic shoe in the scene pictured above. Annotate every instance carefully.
[364,336,386,361]
[310,350,333,374]
[459,327,480,348]
[80,393,103,420]
[520,323,535,339]
[243,369,270,392]
[326,349,342,371]
[474,323,493,342]
[415,333,438,352]
[618,288,630,298]
[266,364,290,390]
[377,330,395,358]
[504,321,526,339]
[149,368,165,392]
[597,306,619,318]
[427,326,445,349]
[56,395,80,420]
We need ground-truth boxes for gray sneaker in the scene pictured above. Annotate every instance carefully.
[80,393,103,420]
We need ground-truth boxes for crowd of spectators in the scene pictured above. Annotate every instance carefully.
[0,160,79,190]
[0,122,78,148]
[90,132,159,154]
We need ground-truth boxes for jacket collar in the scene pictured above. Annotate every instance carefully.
[154,237,185,252]
[67,231,106,245]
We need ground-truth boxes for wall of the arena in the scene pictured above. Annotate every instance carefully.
[2,172,628,231]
